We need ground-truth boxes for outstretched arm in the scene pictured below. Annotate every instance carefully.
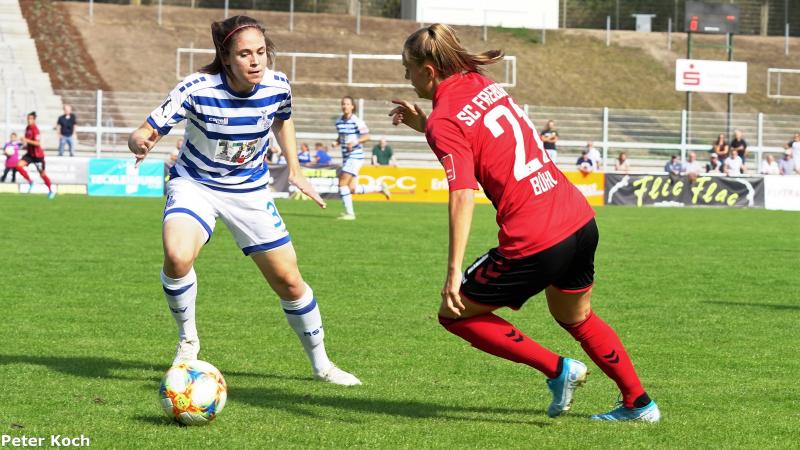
[273,118,326,209]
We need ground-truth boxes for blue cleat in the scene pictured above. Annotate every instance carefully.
[546,358,588,417]
[591,400,661,423]
[27,182,34,193]
[47,191,56,200]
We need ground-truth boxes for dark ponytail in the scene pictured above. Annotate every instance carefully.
[200,15,274,76]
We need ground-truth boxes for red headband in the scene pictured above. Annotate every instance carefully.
[222,24,258,44]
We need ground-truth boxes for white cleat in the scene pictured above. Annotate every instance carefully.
[313,364,362,386]
[337,213,356,221]
[380,182,391,200]
[172,339,200,366]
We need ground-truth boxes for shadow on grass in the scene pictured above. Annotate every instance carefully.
[0,354,323,383]
[233,387,554,426]
[703,300,800,311]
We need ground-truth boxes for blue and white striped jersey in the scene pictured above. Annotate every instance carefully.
[147,70,292,193]
[335,114,369,160]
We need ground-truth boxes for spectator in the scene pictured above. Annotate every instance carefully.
[585,141,602,170]
[684,151,703,182]
[779,150,797,175]
[711,133,729,162]
[760,154,780,175]
[313,142,332,166]
[371,137,396,166]
[297,143,312,166]
[705,153,722,174]
[785,132,800,172]
[729,129,747,165]
[724,149,744,175]
[576,150,594,174]
[56,104,77,157]
[540,120,558,163]
[2,132,21,182]
[664,154,683,176]
[613,151,630,173]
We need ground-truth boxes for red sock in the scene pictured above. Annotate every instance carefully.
[40,173,52,190]
[17,166,31,182]
[560,310,645,408]
[439,313,561,378]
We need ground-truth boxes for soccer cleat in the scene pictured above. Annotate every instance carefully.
[591,400,661,423]
[47,191,56,200]
[172,339,200,366]
[313,364,362,386]
[27,182,34,193]
[380,182,391,200]
[546,358,588,417]
[337,213,356,221]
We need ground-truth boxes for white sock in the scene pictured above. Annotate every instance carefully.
[160,268,198,341]
[281,284,332,375]
[339,186,354,215]
[354,184,381,194]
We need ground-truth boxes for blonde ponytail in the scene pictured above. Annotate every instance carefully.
[403,23,504,78]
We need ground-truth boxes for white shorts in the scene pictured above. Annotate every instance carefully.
[163,177,290,256]
[341,157,364,176]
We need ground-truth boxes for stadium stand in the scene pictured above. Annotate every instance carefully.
[0,0,62,147]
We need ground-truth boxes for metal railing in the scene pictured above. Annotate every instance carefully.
[767,68,800,100]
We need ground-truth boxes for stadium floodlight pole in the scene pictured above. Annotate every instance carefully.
[680,109,687,163]
[356,1,361,35]
[224,0,229,19]
[89,0,93,24]
[483,10,487,42]
[726,33,733,137]
[563,0,567,28]
[158,0,162,27]
[606,16,610,46]
[786,23,790,56]
[668,17,672,50]
[289,0,294,32]
[685,31,692,144]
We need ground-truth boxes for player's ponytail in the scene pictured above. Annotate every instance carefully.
[403,23,504,78]
[200,15,275,76]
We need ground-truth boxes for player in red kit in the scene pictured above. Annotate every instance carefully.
[17,112,55,199]
[389,24,659,422]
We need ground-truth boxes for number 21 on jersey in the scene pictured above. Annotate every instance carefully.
[483,99,551,181]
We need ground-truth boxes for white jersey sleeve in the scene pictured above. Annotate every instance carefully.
[147,75,201,135]
[356,115,369,136]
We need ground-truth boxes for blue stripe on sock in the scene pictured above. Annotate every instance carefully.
[163,282,195,296]
[282,298,317,315]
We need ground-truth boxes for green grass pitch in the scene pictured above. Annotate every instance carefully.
[0,194,797,448]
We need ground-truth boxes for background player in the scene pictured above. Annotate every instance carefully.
[17,112,55,199]
[334,96,389,220]
[128,15,360,386]
[390,24,659,422]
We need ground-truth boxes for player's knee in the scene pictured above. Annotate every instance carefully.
[163,249,194,277]
[275,271,305,297]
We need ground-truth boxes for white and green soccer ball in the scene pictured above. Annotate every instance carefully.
[159,360,227,426]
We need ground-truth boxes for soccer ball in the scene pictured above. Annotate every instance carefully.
[4,145,14,156]
[159,360,227,426]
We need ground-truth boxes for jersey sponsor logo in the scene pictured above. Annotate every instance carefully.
[214,139,260,164]
[208,116,228,125]
[456,83,509,127]
[440,154,456,181]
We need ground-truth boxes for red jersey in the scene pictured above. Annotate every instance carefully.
[425,72,594,259]
[25,124,44,159]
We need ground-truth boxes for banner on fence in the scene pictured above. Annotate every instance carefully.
[764,175,800,211]
[88,159,164,197]
[605,173,764,207]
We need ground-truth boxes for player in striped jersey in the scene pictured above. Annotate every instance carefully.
[127,15,360,386]
[334,96,390,220]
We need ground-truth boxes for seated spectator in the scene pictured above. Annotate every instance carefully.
[313,142,332,166]
[576,150,594,174]
[585,141,602,170]
[371,138,396,166]
[297,143,312,166]
[664,154,683,176]
[785,132,800,172]
[684,151,703,182]
[779,150,797,175]
[760,154,780,175]
[705,153,722,174]
[730,129,748,165]
[711,133,729,162]
[724,149,744,175]
[613,151,630,173]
